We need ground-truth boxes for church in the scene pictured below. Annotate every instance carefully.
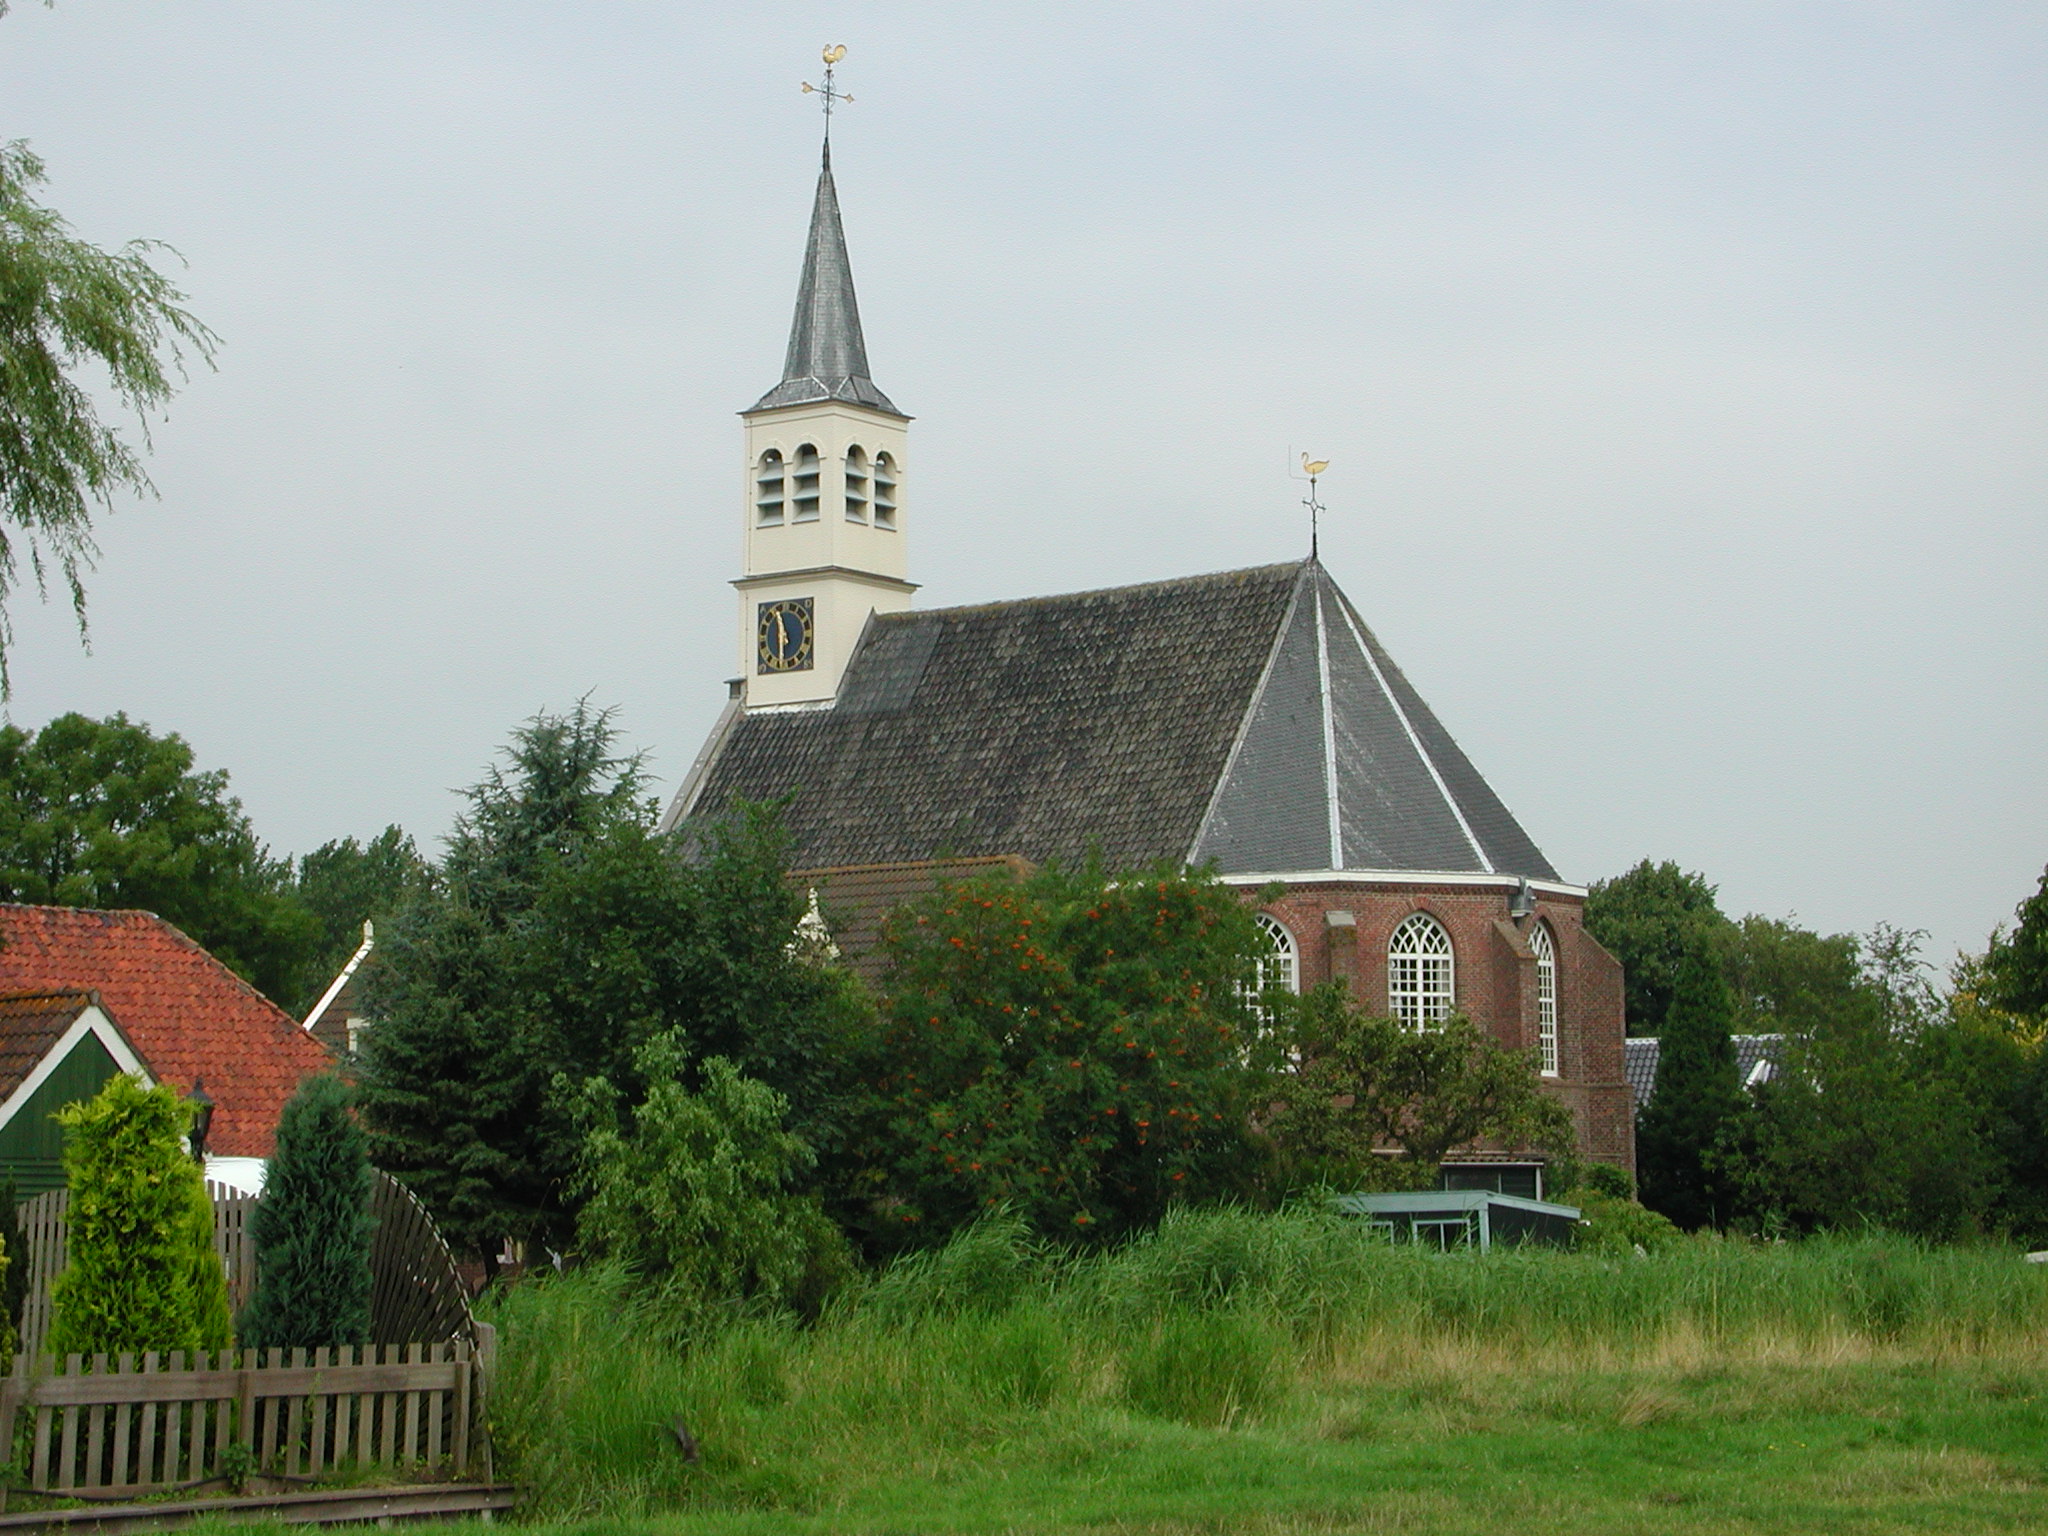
[663,128,1632,1184]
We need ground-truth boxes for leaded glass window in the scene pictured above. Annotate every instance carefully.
[1388,912,1454,1028]
[1530,920,1559,1076]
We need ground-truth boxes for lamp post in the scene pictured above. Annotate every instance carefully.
[187,1079,215,1165]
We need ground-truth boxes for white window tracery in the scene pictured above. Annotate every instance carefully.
[1388,912,1454,1028]
[1254,914,1298,1001]
[1530,920,1559,1076]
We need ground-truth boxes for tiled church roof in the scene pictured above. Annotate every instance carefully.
[677,559,1559,883]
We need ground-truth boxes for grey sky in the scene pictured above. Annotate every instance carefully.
[3,2,2042,967]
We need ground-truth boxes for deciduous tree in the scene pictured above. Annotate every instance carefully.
[0,711,316,1004]
[568,1033,851,1330]
[1265,985,1576,1190]
[0,140,216,689]
[1584,860,1730,1034]
[1983,864,2048,1021]
[285,826,426,1015]
[858,861,1272,1249]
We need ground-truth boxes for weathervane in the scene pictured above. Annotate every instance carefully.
[1299,453,1330,558]
[801,44,853,145]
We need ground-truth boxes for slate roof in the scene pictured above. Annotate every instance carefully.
[0,907,332,1157]
[748,145,902,417]
[0,991,101,1102]
[677,559,1559,882]
[1624,1033,1782,1115]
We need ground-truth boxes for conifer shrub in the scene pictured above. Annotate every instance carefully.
[47,1075,232,1361]
[0,1173,27,1344]
[240,1074,373,1351]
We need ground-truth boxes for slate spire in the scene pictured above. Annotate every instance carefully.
[749,144,902,416]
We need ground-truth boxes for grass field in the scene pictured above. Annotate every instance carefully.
[475,1210,2048,1534]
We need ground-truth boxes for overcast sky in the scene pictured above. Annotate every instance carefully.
[2,2,2041,966]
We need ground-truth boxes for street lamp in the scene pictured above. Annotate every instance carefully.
[187,1079,215,1164]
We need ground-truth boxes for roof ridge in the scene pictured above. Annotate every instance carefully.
[871,560,1307,625]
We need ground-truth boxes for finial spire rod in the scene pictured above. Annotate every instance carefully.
[1299,453,1330,558]
[801,44,853,151]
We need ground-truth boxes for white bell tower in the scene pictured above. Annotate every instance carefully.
[737,61,912,709]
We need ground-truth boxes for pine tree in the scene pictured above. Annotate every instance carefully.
[240,1075,373,1351]
[47,1075,232,1360]
[1636,946,1746,1230]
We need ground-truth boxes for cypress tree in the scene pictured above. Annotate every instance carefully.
[0,1174,27,1341]
[240,1074,373,1351]
[1636,946,1746,1230]
[47,1075,232,1359]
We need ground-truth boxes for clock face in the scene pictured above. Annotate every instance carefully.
[756,597,815,674]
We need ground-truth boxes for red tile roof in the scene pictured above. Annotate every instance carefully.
[0,907,332,1156]
[0,991,97,1102]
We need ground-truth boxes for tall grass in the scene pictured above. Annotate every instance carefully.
[481,1209,2048,1519]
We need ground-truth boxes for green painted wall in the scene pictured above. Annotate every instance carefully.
[0,1034,124,1196]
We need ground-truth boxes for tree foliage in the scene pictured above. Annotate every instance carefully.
[239,1074,373,1351]
[1732,979,1999,1240]
[1635,947,1746,1230]
[569,1033,851,1330]
[1265,985,1576,1190]
[0,1173,25,1345]
[1584,860,1729,1034]
[0,140,216,690]
[358,703,867,1264]
[47,1074,231,1360]
[0,711,318,1004]
[287,826,426,1015]
[855,861,1273,1249]
[1982,864,2048,1021]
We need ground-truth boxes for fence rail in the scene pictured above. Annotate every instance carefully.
[0,1342,486,1499]
[14,1177,473,1363]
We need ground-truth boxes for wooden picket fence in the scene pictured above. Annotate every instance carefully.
[0,1340,488,1498]
[15,1176,474,1363]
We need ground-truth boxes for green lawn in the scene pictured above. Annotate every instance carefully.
[477,1355,2043,1536]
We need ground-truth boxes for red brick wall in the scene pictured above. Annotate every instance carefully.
[1232,880,1634,1174]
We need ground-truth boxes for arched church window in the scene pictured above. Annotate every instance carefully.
[792,444,821,522]
[844,446,870,523]
[873,452,898,529]
[1255,913,1298,1000]
[1529,921,1559,1076]
[1388,913,1454,1028]
[755,449,785,525]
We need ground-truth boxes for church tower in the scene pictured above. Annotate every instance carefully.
[736,137,912,709]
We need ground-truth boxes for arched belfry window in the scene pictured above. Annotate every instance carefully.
[844,446,870,522]
[755,450,785,525]
[1529,921,1559,1075]
[1255,914,1298,1000]
[1388,913,1454,1028]
[792,444,821,522]
[873,452,898,529]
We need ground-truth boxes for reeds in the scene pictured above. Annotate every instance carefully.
[481,1210,2048,1519]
